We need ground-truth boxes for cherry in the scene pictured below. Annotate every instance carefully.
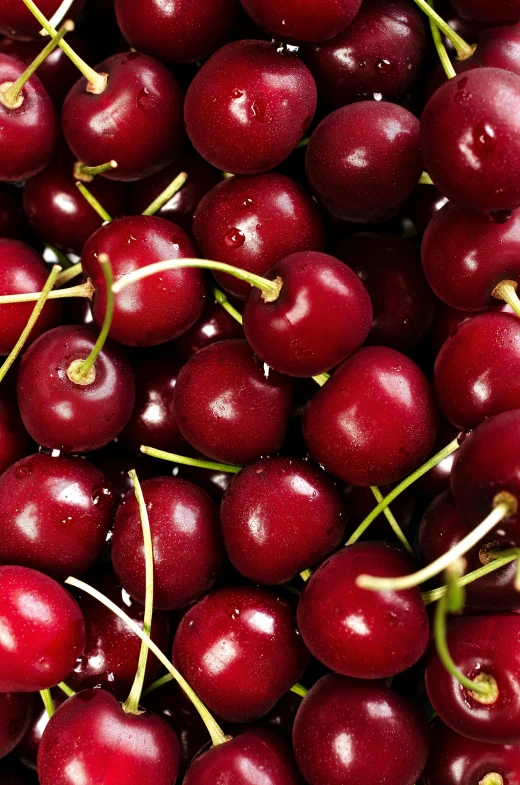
[0,565,85,692]
[0,239,61,355]
[0,0,83,40]
[293,674,430,785]
[112,476,224,609]
[220,455,347,584]
[173,586,309,722]
[306,101,422,222]
[37,689,180,785]
[115,0,239,63]
[0,693,33,760]
[174,339,295,465]
[0,384,32,475]
[303,346,439,486]
[473,22,520,75]
[302,0,426,108]
[62,51,185,182]
[82,215,206,346]
[185,40,317,174]
[332,233,437,352]
[192,172,325,300]
[172,296,244,363]
[17,325,135,453]
[425,613,520,743]
[0,184,25,239]
[238,0,361,43]
[183,729,304,785]
[421,68,520,213]
[406,182,449,234]
[450,0,520,22]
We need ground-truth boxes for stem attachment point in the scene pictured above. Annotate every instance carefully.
[492,280,520,317]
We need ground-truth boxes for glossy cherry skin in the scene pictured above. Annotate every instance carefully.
[173,586,309,722]
[82,215,206,347]
[0,385,32,474]
[221,455,347,584]
[185,40,317,174]
[37,689,180,785]
[0,184,25,239]
[0,0,83,40]
[17,325,135,453]
[243,251,372,377]
[0,239,61,355]
[293,675,430,785]
[451,0,520,21]
[193,172,325,299]
[239,0,361,42]
[0,453,116,580]
[302,0,425,107]
[67,569,170,698]
[0,693,33,760]
[171,296,244,363]
[406,183,449,234]
[333,233,437,352]
[303,346,439,486]
[174,339,294,465]
[306,101,422,222]
[112,476,224,610]
[0,565,85,692]
[62,52,185,182]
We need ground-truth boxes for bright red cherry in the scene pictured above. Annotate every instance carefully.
[0,184,25,239]
[0,384,32,475]
[450,0,520,21]
[185,40,317,174]
[293,675,430,785]
[173,586,309,722]
[0,693,33,760]
[238,0,361,42]
[171,296,244,363]
[303,346,439,486]
[192,172,325,299]
[0,565,85,692]
[0,0,84,40]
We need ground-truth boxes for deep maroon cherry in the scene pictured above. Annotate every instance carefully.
[0,384,32,475]
[0,693,33,760]
[238,0,361,42]
[37,689,180,785]
[82,215,206,346]
[174,339,294,465]
[303,346,439,486]
[306,101,422,222]
[112,476,224,609]
[473,23,520,75]
[185,40,317,174]
[406,182,449,234]
[173,586,309,722]
[0,184,26,239]
[0,0,84,40]
[220,455,347,584]
[193,172,325,299]
[293,674,430,785]
[17,325,135,453]
[451,0,520,21]
[342,482,416,540]
[0,239,61,355]
[171,296,244,363]
[62,51,185,182]
[332,233,437,352]
[0,565,85,692]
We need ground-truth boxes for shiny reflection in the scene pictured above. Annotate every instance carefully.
[14,502,39,541]
[203,637,238,675]
[334,732,354,767]
[342,613,370,637]
[248,610,275,635]
[0,617,16,651]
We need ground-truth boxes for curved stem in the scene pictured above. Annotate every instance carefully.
[492,279,520,317]
[75,182,113,222]
[39,689,54,719]
[142,171,188,217]
[290,683,308,698]
[370,486,413,555]
[427,0,456,79]
[347,438,460,545]
[74,160,118,182]
[0,279,93,304]
[56,262,82,287]
[0,264,60,383]
[422,551,519,605]
[56,682,75,698]
[213,286,243,324]
[65,576,229,747]
[140,445,242,474]
[42,0,76,32]
[411,0,476,59]
[142,672,174,697]
[72,255,113,380]
[123,471,154,715]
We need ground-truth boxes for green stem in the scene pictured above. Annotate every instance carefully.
[39,689,54,719]
[142,673,174,697]
[0,279,93,304]
[427,0,456,79]
[419,172,435,185]
[56,682,75,698]
[370,486,413,555]
[141,445,242,474]
[492,280,520,318]
[142,171,188,216]
[47,245,75,270]
[74,160,118,181]
[297,137,310,149]
[313,373,330,386]
[44,0,76,31]
[422,552,519,605]
[212,286,243,325]
[300,569,312,581]
[75,182,113,222]
[55,262,83,287]
[411,0,476,59]
[290,683,308,698]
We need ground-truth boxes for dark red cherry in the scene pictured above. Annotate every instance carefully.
[0,0,84,40]
[0,453,116,579]
[421,68,520,213]
[293,674,430,785]
[342,482,416,540]
[0,239,61,355]
[243,251,372,377]
[174,339,295,465]
[17,325,135,453]
[173,586,309,722]
[0,565,85,692]
[23,150,126,254]
[474,23,520,75]
[184,729,303,785]
[220,455,347,584]
[37,689,180,785]
[426,613,520,743]
[298,542,429,677]
[332,233,437,352]
[171,296,244,363]
[185,40,317,174]
[303,346,439,486]
[0,693,33,760]
[450,0,520,22]
[0,184,26,239]
[406,183,449,234]
[302,0,425,107]
[238,0,361,42]
[82,215,206,346]
[67,569,170,698]
[62,52,185,182]
[193,172,325,300]
[306,101,422,222]
[0,384,32,474]
[115,0,238,63]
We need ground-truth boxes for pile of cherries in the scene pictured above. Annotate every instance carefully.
[2,0,520,783]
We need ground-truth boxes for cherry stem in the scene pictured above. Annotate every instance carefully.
[0,20,73,109]
[213,286,243,324]
[142,171,188,217]
[370,486,413,554]
[290,683,308,698]
[41,0,75,33]
[74,160,118,182]
[427,0,456,79]
[347,437,460,545]
[70,254,113,381]
[142,672,174,697]
[421,551,519,605]
[0,279,94,304]
[39,689,54,719]
[300,569,312,581]
[56,682,75,698]
[65,576,229,747]
[140,445,242,474]
[47,245,75,269]
[313,373,330,386]
[480,775,504,785]
[297,136,310,149]
[411,0,476,59]
[492,279,520,317]
[419,171,434,185]
[0,264,60,385]
[55,262,82,287]
[75,182,113,222]
[21,0,107,93]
